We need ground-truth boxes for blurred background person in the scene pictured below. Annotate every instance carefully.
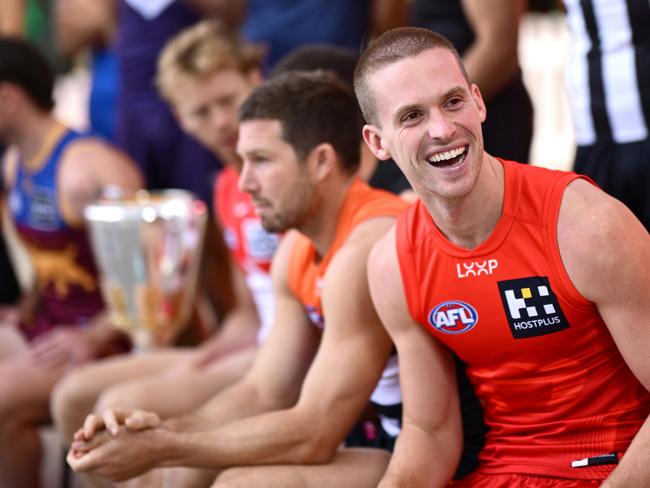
[113,0,244,206]
[563,0,650,231]
[54,0,119,142]
[0,36,142,487]
[51,21,278,488]
[241,0,407,72]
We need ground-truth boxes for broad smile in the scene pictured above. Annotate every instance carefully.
[426,145,468,168]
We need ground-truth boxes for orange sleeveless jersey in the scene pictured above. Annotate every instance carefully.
[396,160,650,480]
[288,178,407,329]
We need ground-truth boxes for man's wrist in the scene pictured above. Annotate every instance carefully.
[156,427,193,468]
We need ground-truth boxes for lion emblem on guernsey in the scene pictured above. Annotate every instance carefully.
[26,243,96,296]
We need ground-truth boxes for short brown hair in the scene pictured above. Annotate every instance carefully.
[353,27,468,126]
[156,20,263,102]
[0,37,54,111]
[239,71,362,174]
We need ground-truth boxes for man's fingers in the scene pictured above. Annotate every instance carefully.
[101,407,144,434]
[70,428,113,453]
[82,414,105,440]
[72,427,86,442]
[67,444,99,472]
[124,410,161,430]
[102,408,121,436]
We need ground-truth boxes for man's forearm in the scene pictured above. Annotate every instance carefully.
[161,406,332,470]
[196,307,259,362]
[379,424,460,488]
[163,377,282,434]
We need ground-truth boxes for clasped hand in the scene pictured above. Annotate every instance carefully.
[67,407,163,482]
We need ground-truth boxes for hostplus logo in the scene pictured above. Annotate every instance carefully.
[497,276,570,339]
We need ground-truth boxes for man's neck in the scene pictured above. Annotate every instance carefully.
[15,113,63,168]
[301,175,355,259]
[424,155,505,250]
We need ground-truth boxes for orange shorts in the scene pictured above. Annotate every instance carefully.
[449,472,602,488]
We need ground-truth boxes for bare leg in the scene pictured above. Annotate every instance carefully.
[117,467,218,488]
[0,327,63,488]
[96,346,257,417]
[82,346,257,488]
[51,349,196,443]
[163,467,221,488]
[212,449,391,488]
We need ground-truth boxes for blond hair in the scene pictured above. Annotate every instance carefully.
[156,19,264,102]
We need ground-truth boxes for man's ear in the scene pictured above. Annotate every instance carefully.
[0,83,17,114]
[309,143,337,181]
[470,83,487,123]
[362,124,391,161]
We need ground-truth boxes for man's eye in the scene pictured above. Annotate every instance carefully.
[218,97,235,108]
[402,112,421,123]
[447,97,463,107]
[193,108,209,118]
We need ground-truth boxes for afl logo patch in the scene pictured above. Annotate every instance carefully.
[428,301,478,335]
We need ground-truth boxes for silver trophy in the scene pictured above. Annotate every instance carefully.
[84,189,207,350]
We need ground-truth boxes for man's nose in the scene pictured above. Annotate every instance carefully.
[211,107,231,132]
[426,110,457,141]
[237,160,258,194]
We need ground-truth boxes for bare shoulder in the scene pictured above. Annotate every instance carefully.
[366,224,414,332]
[367,223,399,293]
[61,136,143,193]
[344,215,397,251]
[1,147,19,189]
[557,178,650,303]
[56,136,143,224]
[324,216,396,287]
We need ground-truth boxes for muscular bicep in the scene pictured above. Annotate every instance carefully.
[558,180,650,389]
[369,226,462,484]
[242,232,320,408]
[58,140,144,224]
[295,221,396,450]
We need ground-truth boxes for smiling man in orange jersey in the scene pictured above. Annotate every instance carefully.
[358,27,650,487]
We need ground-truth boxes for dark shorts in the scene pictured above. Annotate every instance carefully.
[574,137,650,231]
[345,416,398,452]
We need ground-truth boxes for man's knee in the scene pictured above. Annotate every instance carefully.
[94,381,141,415]
[50,367,100,441]
[0,378,24,430]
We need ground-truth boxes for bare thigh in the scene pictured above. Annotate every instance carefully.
[98,345,257,418]
[0,327,62,422]
[0,323,28,358]
[212,448,391,488]
[57,347,197,402]
[51,348,196,442]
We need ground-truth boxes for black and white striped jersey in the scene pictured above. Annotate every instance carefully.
[564,0,650,145]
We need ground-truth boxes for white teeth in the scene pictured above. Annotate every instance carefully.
[428,146,466,163]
